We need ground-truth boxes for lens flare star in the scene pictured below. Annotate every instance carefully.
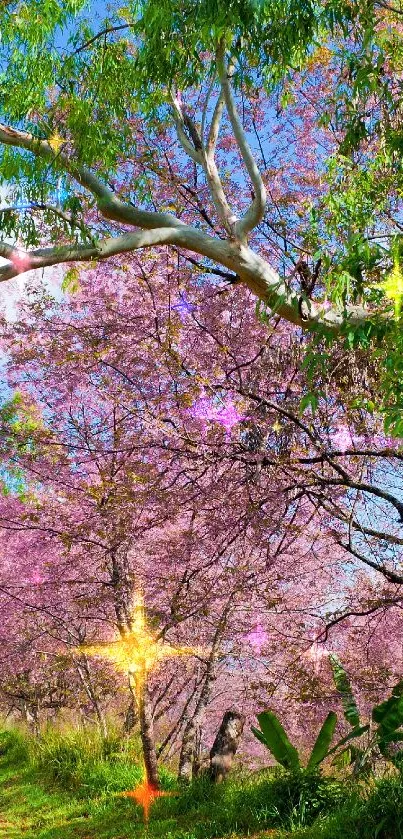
[78,590,202,703]
[120,779,173,822]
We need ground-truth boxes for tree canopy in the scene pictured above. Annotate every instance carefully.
[1,1,403,428]
[2,1,403,781]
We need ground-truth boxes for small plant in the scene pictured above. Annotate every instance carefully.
[330,654,403,772]
[251,709,366,772]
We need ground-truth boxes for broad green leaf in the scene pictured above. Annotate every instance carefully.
[306,711,337,770]
[372,695,403,732]
[254,710,301,771]
[329,653,360,728]
[250,726,269,747]
[326,724,370,758]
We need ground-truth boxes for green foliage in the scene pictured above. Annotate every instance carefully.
[329,653,361,729]
[0,726,347,837]
[0,392,49,499]
[372,680,403,764]
[306,713,338,771]
[328,659,403,772]
[61,265,81,293]
[132,0,320,94]
[251,708,365,773]
[0,727,30,765]
[31,726,151,796]
[5,724,403,838]
[251,709,301,770]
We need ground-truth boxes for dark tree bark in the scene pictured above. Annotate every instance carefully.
[139,685,160,789]
[76,657,108,738]
[178,597,234,783]
[209,710,245,783]
[123,693,138,734]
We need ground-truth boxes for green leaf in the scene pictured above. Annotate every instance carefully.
[326,724,370,757]
[306,711,337,770]
[373,694,403,733]
[253,711,301,771]
[299,392,319,415]
[329,653,360,728]
[250,726,269,747]
[61,267,81,294]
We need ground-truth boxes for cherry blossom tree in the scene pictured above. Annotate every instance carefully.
[1,0,403,422]
[0,249,402,778]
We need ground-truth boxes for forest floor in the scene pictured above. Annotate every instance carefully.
[0,754,284,839]
[0,755,281,839]
[1,727,403,839]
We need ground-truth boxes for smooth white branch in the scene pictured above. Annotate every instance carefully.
[0,121,372,333]
[216,43,267,241]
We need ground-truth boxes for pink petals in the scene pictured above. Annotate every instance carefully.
[190,393,246,436]
[10,250,31,274]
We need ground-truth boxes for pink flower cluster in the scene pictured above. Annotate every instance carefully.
[190,393,247,436]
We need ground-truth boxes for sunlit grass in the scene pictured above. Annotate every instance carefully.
[1,726,403,838]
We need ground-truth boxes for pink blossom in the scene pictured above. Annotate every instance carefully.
[10,250,31,273]
[27,568,45,585]
[190,394,216,423]
[215,402,246,435]
[247,624,269,654]
[190,393,246,436]
[331,426,353,452]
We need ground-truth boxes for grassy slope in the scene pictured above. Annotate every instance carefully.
[1,728,403,839]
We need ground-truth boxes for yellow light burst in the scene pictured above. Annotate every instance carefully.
[381,257,403,319]
[119,780,173,822]
[79,590,201,703]
[48,132,65,154]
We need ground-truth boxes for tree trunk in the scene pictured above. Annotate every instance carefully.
[209,710,245,783]
[22,700,40,736]
[139,686,159,789]
[124,693,138,734]
[178,717,199,783]
[76,660,108,738]
[178,598,233,783]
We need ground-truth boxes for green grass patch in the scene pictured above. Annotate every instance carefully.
[1,727,403,838]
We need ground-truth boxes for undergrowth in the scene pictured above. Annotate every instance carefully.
[1,725,403,838]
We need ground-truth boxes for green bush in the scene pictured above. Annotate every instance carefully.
[292,774,403,838]
[30,726,176,798]
[151,768,347,836]
[261,770,347,830]
[0,727,29,765]
[353,775,403,839]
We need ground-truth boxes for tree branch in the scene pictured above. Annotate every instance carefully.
[207,89,226,156]
[170,90,239,235]
[170,94,203,165]
[0,124,382,333]
[216,42,267,241]
[337,540,403,584]
[0,122,186,232]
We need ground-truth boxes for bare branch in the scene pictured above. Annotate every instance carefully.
[70,23,136,57]
[0,124,382,333]
[207,89,226,156]
[170,92,237,234]
[170,94,203,165]
[0,122,186,232]
[216,42,267,240]
[337,540,403,584]
[0,202,74,225]
[0,230,185,282]
[320,597,403,640]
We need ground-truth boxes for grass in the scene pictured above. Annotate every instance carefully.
[1,726,403,838]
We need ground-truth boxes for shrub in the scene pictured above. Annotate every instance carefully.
[0,727,29,765]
